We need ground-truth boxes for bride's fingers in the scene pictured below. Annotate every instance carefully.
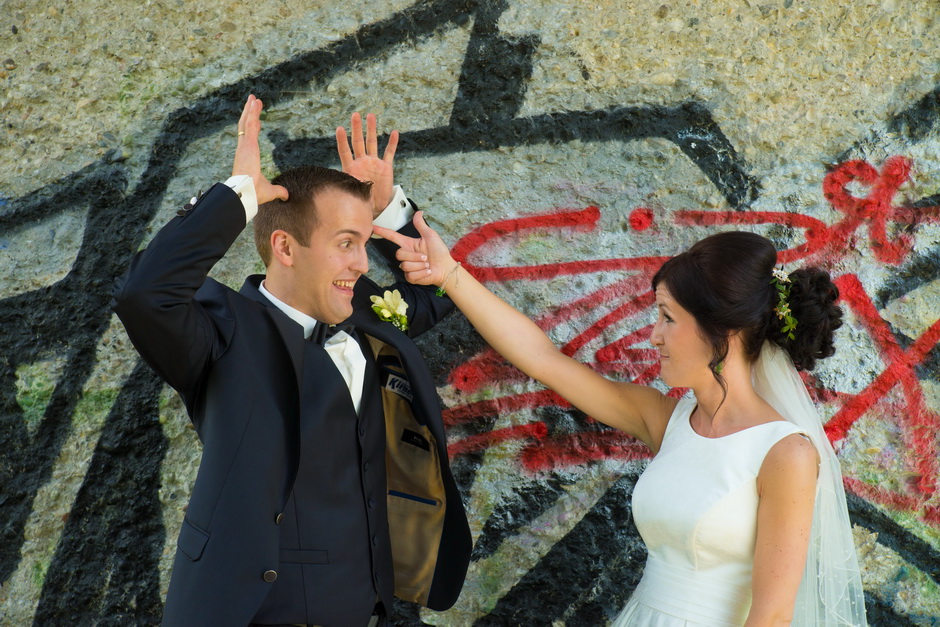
[398,260,430,273]
[395,249,427,262]
[404,268,434,283]
[373,224,408,245]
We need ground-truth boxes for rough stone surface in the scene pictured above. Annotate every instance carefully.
[1,1,940,624]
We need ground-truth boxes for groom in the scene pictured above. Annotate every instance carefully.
[112,95,471,626]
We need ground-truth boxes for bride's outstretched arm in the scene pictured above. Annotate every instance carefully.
[375,213,676,451]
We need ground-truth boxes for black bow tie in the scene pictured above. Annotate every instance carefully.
[311,321,356,345]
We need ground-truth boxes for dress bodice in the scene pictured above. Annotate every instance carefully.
[614,397,804,627]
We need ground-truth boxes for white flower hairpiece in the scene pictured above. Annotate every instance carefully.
[770,268,797,340]
[370,289,409,331]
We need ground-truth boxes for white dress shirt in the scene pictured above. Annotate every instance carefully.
[258,281,367,413]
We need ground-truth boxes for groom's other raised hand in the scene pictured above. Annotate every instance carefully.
[336,111,399,217]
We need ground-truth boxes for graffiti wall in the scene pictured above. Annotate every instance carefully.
[2,0,939,624]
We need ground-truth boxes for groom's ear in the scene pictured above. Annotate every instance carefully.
[270,230,296,268]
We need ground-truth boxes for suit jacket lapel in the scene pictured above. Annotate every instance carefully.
[350,309,414,360]
[240,275,305,391]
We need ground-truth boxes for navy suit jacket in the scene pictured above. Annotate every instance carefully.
[113,183,471,626]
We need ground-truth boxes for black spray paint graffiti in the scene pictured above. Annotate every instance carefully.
[1,0,939,624]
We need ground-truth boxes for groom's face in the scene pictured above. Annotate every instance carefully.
[292,188,373,324]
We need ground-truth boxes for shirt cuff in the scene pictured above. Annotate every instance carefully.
[372,185,413,236]
[224,175,259,222]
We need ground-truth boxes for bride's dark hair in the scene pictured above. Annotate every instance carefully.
[651,231,842,386]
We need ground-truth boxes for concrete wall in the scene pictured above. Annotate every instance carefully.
[1,1,939,624]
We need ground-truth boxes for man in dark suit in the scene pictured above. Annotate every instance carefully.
[112,95,471,626]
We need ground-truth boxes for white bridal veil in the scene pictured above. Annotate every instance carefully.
[752,342,868,626]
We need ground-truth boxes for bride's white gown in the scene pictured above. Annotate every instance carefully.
[613,397,803,627]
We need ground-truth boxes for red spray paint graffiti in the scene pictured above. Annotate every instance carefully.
[443,157,940,525]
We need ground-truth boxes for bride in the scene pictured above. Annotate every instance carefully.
[377,220,868,626]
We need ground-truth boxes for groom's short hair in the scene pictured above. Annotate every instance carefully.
[253,165,372,265]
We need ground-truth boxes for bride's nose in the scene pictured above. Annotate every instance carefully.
[650,322,664,347]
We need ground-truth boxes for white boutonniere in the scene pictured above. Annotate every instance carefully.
[370,289,409,331]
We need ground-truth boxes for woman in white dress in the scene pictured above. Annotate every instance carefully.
[377,221,867,626]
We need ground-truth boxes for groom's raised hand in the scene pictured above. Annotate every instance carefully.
[232,94,289,205]
[336,112,399,217]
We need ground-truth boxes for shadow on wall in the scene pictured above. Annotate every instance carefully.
[1,0,939,624]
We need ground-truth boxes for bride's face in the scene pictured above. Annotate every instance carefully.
[650,285,714,388]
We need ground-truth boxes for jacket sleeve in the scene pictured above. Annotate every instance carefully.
[111,183,247,395]
[370,211,455,338]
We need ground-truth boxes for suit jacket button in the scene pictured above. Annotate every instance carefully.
[275,513,284,525]
[263,570,278,583]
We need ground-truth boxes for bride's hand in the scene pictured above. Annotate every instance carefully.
[372,212,456,288]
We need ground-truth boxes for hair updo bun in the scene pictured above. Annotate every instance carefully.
[652,231,843,385]
[769,267,843,371]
